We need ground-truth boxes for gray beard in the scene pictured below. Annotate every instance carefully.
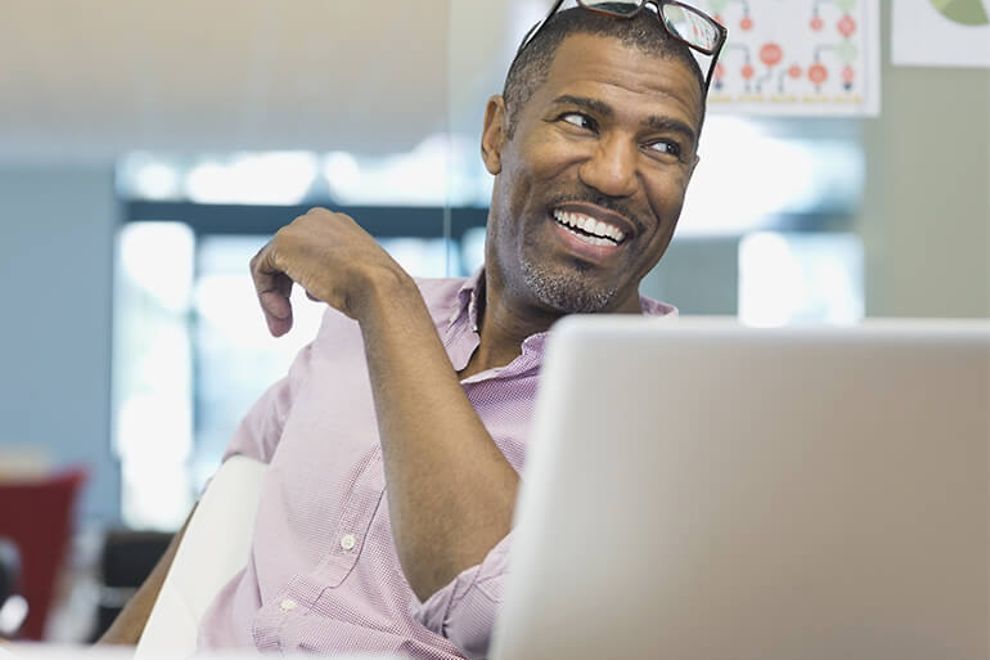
[520,257,617,313]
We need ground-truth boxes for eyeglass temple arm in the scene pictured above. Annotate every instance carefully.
[704,37,726,92]
[517,0,567,52]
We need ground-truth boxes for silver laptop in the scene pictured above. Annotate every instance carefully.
[491,318,989,660]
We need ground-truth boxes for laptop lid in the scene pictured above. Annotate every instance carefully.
[492,318,989,660]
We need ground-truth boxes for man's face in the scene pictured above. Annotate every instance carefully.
[482,33,703,314]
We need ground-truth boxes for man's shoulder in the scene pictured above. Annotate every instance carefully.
[413,275,472,308]
[312,275,470,339]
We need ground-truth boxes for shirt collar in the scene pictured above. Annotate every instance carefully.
[518,295,676,358]
[449,267,485,332]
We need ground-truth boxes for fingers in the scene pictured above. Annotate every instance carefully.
[250,244,294,337]
[260,289,293,337]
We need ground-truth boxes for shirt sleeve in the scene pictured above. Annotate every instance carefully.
[411,532,512,660]
[221,342,314,464]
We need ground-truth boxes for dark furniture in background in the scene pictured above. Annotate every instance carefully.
[0,536,24,637]
[90,530,172,641]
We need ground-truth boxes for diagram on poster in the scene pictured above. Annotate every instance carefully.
[691,0,880,116]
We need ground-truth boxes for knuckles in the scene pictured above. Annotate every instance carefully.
[298,207,356,228]
[273,225,293,244]
[258,206,379,283]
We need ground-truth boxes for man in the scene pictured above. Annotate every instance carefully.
[101,2,723,657]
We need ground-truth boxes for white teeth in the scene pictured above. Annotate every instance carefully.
[552,209,626,244]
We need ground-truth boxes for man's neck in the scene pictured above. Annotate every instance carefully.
[458,271,561,380]
[458,270,644,380]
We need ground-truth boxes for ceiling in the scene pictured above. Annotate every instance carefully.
[0,1,533,164]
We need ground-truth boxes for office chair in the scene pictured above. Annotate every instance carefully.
[0,468,86,640]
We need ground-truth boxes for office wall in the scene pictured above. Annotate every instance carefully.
[858,12,990,318]
[0,167,119,522]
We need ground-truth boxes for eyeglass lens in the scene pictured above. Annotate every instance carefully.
[660,5,721,52]
[575,1,721,53]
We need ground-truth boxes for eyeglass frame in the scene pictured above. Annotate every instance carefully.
[513,0,728,94]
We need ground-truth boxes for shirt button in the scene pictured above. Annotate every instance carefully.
[340,533,357,551]
[279,598,297,612]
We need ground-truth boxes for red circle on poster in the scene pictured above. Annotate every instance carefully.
[838,15,857,37]
[808,64,828,85]
[760,42,783,67]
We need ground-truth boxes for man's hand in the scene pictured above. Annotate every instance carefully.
[250,207,412,336]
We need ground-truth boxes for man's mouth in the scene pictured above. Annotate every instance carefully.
[551,209,627,247]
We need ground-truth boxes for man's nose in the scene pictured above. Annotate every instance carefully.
[578,135,638,198]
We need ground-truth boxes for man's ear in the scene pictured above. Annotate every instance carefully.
[481,95,508,176]
[689,153,700,180]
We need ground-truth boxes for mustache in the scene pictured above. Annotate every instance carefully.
[545,188,648,234]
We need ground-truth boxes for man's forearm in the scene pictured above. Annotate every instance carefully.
[358,275,519,602]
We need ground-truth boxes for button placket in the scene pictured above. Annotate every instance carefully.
[312,446,387,588]
[253,585,305,651]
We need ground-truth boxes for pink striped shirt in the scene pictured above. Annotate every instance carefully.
[198,271,675,658]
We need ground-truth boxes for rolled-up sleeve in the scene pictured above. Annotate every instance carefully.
[412,532,512,660]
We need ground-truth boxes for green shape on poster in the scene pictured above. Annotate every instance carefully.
[929,0,989,26]
[837,40,858,63]
[835,0,857,12]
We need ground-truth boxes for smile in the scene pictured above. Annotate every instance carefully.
[552,209,626,246]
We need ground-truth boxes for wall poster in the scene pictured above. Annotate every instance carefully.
[692,0,881,116]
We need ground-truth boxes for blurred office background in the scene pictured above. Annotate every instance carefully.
[0,0,987,644]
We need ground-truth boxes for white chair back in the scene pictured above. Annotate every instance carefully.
[135,455,267,658]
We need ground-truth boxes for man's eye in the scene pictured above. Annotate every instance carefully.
[560,112,596,131]
[646,140,682,158]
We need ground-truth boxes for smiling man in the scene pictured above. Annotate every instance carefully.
[101,2,724,658]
